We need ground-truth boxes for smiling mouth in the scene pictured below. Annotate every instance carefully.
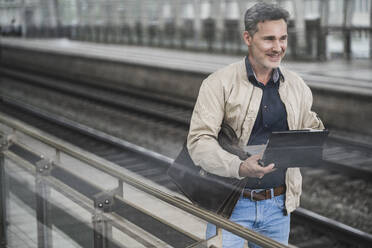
[267,53,282,61]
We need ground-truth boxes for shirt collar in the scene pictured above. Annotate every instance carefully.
[245,56,284,86]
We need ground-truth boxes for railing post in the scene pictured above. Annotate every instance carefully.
[35,158,54,248]
[205,227,223,248]
[0,137,9,248]
[0,151,6,248]
[0,136,12,248]
[92,190,116,248]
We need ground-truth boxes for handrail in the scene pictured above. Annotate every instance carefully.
[0,113,293,248]
[4,138,203,242]
[3,150,170,248]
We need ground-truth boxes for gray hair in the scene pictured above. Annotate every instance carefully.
[244,2,290,36]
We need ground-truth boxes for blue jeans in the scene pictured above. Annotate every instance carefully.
[206,194,290,248]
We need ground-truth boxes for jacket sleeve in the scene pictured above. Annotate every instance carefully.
[300,84,325,130]
[187,74,243,179]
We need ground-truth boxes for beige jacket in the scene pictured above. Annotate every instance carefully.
[187,59,324,213]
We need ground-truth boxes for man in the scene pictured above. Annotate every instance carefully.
[187,2,324,248]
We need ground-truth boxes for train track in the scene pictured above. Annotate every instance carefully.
[1,85,372,247]
[1,66,372,181]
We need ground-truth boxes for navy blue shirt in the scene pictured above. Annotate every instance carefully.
[244,56,289,189]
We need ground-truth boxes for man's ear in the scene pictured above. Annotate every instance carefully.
[243,31,252,46]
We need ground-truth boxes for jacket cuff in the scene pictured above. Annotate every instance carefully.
[229,156,244,179]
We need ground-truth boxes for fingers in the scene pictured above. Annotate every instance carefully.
[256,163,275,179]
[263,163,275,172]
[239,156,276,178]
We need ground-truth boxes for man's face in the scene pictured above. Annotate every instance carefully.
[243,19,288,70]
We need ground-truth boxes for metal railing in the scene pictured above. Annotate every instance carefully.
[0,112,294,248]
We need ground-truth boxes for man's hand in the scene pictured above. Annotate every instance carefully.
[238,154,275,178]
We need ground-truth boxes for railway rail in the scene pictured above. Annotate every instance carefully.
[0,85,372,247]
[1,66,372,181]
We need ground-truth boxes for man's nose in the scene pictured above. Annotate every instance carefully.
[272,40,281,52]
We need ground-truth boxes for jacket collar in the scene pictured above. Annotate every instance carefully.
[244,56,285,86]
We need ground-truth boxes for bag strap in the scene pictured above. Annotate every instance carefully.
[218,123,249,160]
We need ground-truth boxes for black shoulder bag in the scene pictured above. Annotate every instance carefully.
[167,123,249,218]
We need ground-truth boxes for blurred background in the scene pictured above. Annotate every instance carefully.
[1,1,372,248]
[0,0,371,60]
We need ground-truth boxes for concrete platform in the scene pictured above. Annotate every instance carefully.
[1,37,372,135]
[1,38,371,82]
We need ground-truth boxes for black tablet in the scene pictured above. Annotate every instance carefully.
[261,129,329,168]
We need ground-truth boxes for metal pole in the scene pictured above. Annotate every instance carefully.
[76,0,84,26]
[104,0,114,43]
[92,213,105,248]
[157,0,166,46]
[370,0,372,59]
[0,136,11,248]
[319,0,329,61]
[92,190,116,248]
[35,158,53,248]
[20,0,27,37]
[292,0,306,58]
[75,0,84,40]
[193,0,202,50]
[39,0,47,27]
[238,0,248,53]
[0,135,14,248]
[343,0,354,60]
[0,152,6,248]
[211,0,223,51]
[171,0,181,47]
[135,0,144,45]
[52,0,61,32]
